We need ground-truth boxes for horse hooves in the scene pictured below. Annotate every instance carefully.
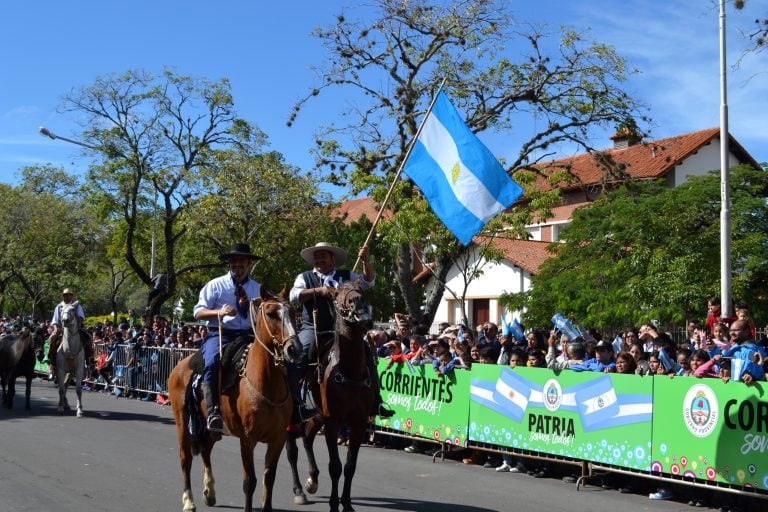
[342,503,355,512]
[76,409,84,418]
[305,478,318,495]
[203,490,215,507]
[293,494,308,505]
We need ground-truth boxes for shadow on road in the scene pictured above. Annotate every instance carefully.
[301,496,497,512]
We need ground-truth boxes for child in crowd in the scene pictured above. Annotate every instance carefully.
[676,348,693,376]
[734,303,756,339]
[384,340,406,370]
[648,352,663,375]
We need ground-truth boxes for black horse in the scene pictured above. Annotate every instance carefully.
[0,326,38,410]
[285,281,376,512]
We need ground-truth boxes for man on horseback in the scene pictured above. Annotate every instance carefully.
[193,243,261,433]
[289,242,394,425]
[48,288,93,369]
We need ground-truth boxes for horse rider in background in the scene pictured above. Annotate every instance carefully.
[289,242,395,425]
[48,288,93,371]
[193,243,261,433]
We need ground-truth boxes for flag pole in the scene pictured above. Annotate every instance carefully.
[352,78,447,273]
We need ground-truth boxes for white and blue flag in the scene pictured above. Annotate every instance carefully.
[574,375,620,431]
[403,90,523,245]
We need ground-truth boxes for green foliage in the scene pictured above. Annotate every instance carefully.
[502,164,768,329]
[291,0,647,322]
[0,178,98,318]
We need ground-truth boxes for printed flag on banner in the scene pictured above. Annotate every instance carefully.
[403,90,523,245]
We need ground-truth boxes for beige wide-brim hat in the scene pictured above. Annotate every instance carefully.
[62,288,75,296]
[300,242,347,266]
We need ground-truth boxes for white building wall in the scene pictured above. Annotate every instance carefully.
[434,246,531,327]
[671,137,741,186]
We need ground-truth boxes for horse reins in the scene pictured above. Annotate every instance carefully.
[248,298,295,366]
[237,298,294,407]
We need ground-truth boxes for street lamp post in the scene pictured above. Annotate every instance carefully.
[38,126,101,151]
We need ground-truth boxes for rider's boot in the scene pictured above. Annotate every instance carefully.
[201,381,223,432]
[288,366,318,425]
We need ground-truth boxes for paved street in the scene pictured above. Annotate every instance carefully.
[0,379,746,512]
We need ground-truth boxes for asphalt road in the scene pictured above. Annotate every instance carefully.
[0,379,750,512]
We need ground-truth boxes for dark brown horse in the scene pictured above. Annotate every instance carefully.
[0,326,35,410]
[168,286,302,512]
[285,281,375,512]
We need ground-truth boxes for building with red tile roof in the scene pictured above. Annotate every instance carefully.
[335,128,760,330]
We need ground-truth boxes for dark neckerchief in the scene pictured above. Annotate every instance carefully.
[231,273,250,318]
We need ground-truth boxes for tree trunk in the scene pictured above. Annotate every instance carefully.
[395,243,420,319]
[421,254,451,330]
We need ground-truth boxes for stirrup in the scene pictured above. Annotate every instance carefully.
[298,404,320,422]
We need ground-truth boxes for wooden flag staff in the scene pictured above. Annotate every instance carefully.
[351,79,447,273]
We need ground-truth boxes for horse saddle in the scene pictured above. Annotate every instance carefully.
[188,337,251,393]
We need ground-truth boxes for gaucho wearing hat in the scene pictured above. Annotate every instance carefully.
[287,242,394,423]
[192,243,261,433]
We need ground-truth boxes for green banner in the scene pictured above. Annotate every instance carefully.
[375,360,470,446]
[651,378,768,491]
[34,340,51,375]
[468,364,653,470]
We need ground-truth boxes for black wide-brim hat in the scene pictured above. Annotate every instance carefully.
[219,243,261,262]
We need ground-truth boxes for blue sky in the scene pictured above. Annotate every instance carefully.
[1,1,766,195]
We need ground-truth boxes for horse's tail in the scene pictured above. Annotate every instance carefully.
[185,374,208,455]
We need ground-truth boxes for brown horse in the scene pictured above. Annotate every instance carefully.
[168,285,302,512]
[285,281,375,512]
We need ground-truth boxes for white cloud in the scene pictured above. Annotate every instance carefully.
[2,105,40,118]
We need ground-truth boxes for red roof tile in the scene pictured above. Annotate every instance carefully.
[474,236,554,274]
[332,196,391,225]
[531,128,758,191]
[532,201,590,224]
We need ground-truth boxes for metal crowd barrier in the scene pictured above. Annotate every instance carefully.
[84,343,197,397]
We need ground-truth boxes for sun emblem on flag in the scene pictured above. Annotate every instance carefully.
[451,162,461,184]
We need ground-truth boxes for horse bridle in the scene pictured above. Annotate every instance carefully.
[333,284,366,324]
[248,297,297,367]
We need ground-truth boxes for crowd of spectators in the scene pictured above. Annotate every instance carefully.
[373,297,767,506]
[4,294,765,506]
[2,309,208,402]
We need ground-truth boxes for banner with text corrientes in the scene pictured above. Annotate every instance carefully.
[651,378,768,491]
[468,364,653,470]
[374,360,470,446]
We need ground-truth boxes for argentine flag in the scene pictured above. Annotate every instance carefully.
[574,375,620,431]
[403,90,523,245]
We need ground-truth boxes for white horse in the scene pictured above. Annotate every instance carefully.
[56,301,85,417]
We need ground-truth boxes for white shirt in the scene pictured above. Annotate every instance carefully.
[289,268,374,304]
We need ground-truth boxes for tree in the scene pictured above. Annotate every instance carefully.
[0,176,96,319]
[290,0,647,325]
[183,147,334,289]
[61,69,259,321]
[501,164,768,330]
[735,0,767,53]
